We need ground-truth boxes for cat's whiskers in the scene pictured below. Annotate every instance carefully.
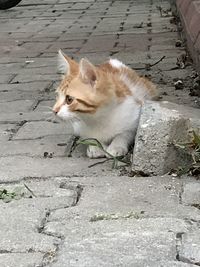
[43,111,53,114]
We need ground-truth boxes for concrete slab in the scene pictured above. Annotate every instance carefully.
[13,121,72,140]
[132,101,200,175]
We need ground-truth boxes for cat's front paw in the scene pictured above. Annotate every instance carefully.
[106,145,128,158]
[87,145,106,158]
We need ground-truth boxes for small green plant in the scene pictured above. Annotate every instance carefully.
[0,184,36,203]
[173,130,200,176]
[76,138,131,168]
[90,211,144,222]
[0,188,21,203]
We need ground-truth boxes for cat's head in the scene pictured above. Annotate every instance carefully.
[53,50,114,122]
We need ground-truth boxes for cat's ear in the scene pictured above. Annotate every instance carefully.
[79,58,97,87]
[57,50,78,76]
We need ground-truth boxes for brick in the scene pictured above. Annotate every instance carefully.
[0,124,17,142]
[0,75,13,84]
[185,1,200,42]
[0,253,43,267]
[0,63,26,75]
[0,81,51,92]
[47,40,85,52]
[11,74,60,83]
[0,156,108,182]
[0,100,34,113]
[0,135,68,157]
[79,36,116,53]
[13,121,72,140]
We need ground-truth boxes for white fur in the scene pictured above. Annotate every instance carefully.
[57,50,70,74]
[109,59,125,69]
[57,105,71,120]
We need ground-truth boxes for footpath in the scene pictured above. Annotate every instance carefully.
[0,0,200,266]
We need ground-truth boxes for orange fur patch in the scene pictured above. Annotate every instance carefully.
[53,56,157,114]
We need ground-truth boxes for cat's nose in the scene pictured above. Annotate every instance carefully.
[53,107,59,114]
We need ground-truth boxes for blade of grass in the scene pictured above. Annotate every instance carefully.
[76,138,130,168]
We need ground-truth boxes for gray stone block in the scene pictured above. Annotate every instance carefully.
[0,253,43,267]
[52,232,176,267]
[48,175,200,223]
[0,100,34,113]
[0,135,69,157]
[0,156,114,182]
[13,121,72,140]
[11,74,60,83]
[0,74,12,84]
[132,101,200,175]
[0,124,17,142]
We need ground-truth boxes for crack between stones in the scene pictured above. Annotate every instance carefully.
[178,182,184,204]
[176,232,184,262]
[36,184,83,266]
[0,175,86,185]
[8,120,27,141]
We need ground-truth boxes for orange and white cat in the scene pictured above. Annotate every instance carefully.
[53,50,156,158]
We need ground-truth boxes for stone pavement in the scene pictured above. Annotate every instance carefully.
[0,0,200,266]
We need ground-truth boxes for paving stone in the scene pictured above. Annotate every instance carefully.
[13,121,72,140]
[132,101,200,175]
[0,74,13,84]
[0,253,43,267]
[0,232,58,253]
[21,41,51,52]
[0,178,79,254]
[0,81,51,92]
[52,231,176,267]
[0,62,26,75]
[0,124,17,142]
[24,58,57,68]
[0,156,114,182]
[0,111,57,123]
[0,100,34,113]
[49,175,200,223]
[11,73,60,83]
[47,40,85,52]
[18,66,56,75]
[79,36,116,53]
[46,175,200,266]
[35,100,55,111]
[0,135,69,157]
[0,89,40,102]
[57,32,90,41]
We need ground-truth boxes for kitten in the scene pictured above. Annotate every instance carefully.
[53,50,157,158]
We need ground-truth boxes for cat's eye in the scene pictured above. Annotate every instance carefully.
[65,95,74,105]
